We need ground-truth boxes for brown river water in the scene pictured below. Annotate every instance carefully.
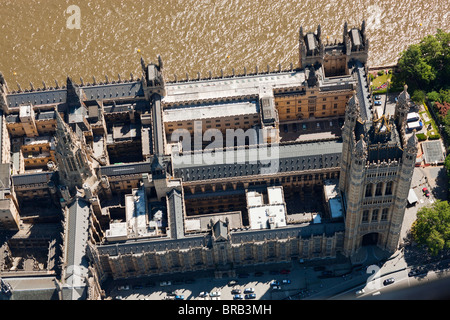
[0,0,448,88]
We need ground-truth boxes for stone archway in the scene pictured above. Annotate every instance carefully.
[362,232,379,246]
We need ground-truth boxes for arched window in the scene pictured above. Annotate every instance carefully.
[365,184,372,197]
[375,182,383,196]
[385,181,393,195]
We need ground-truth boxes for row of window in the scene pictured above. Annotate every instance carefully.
[9,124,56,131]
[276,95,350,105]
[282,104,340,114]
[365,182,393,197]
[362,208,389,223]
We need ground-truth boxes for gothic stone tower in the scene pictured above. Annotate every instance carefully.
[339,89,417,256]
[299,25,324,69]
[54,110,95,195]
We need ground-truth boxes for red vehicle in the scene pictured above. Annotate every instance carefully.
[422,187,430,197]
[280,269,291,275]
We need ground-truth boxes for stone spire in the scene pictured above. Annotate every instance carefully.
[354,134,367,160]
[406,129,418,153]
[54,109,94,194]
[347,94,360,114]
[395,85,410,127]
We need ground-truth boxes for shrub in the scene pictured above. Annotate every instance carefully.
[377,70,385,76]
[412,90,426,103]
[427,91,442,103]
[416,133,427,141]
[428,133,441,140]
[435,101,450,117]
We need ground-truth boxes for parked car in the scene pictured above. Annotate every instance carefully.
[227,280,238,286]
[374,101,382,106]
[383,278,395,286]
[422,187,430,197]
[408,269,427,277]
[270,280,280,286]
[199,292,209,298]
[355,289,365,295]
[231,288,241,294]
[118,285,130,291]
[245,293,256,299]
[272,285,281,290]
[233,294,244,300]
[374,95,382,100]
[254,271,264,277]
[210,291,221,297]
[282,279,291,284]
[280,269,291,275]
[244,288,255,294]
[175,295,184,300]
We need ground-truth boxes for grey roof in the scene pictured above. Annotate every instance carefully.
[152,96,164,155]
[353,60,371,121]
[213,220,228,241]
[7,89,67,108]
[351,29,362,47]
[422,140,445,164]
[81,81,144,100]
[6,81,144,109]
[260,97,276,124]
[6,110,56,123]
[12,171,56,186]
[95,221,345,256]
[99,162,152,177]
[96,235,208,256]
[173,140,342,181]
[3,276,58,300]
[231,222,345,243]
[167,189,185,239]
[306,33,317,51]
[63,197,90,300]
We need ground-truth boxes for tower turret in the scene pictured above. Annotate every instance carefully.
[394,85,410,128]
[339,94,360,191]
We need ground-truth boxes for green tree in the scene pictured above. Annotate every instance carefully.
[396,30,450,92]
[440,88,450,103]
[427,90,441,103]
[411,200,450,256]
[411,89,426,103]
[397,44,436,92]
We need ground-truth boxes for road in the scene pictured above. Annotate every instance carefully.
[330,261,450,300]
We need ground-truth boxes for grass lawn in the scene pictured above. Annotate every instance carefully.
[372,73,391,88]
[370,73,393,94]
[420,104,441,139]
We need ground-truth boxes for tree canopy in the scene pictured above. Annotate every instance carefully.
[411,200,450,256]
[395,29,450,93]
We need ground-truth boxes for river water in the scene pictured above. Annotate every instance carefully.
[0,0,448,89]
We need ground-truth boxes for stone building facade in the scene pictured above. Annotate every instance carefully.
[0,21,417,297]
